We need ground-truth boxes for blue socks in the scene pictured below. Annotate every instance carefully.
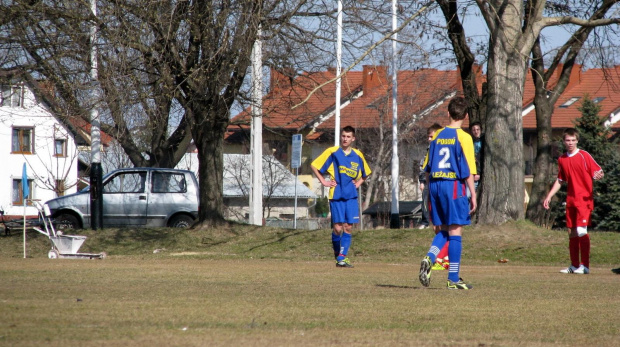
[332,232,341,259]
[447,235,462,282]
[336,232,352,261]
[426,230,449,263]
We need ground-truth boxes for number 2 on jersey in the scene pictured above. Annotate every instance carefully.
[438,147,451,169]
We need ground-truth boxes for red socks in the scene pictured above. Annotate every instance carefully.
[569,235,591,269]
[437,242,449,261]
[569,237,580,268]
[579,234,590,269]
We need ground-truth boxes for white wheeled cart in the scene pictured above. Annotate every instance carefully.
[33,202,106,259]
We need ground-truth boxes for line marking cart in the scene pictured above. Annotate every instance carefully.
[32,202,106,259]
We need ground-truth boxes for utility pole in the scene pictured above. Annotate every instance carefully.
[249,27,263,226]
[89,0,103,230]
[390,0,400,229]
[334,0,342,145]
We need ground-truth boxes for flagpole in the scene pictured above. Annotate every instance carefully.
[390,0,400,229]
[22,162,29,258]
[249,26,263,226]
[23,204,26,258]
[89,0,103,230]
[335,0,342,145]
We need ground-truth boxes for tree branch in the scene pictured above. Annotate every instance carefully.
[541,15,620,28]
[291,0,436,110]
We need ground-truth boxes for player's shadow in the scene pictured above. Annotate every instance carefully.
[376,284,440,290]
[612,268,620,275]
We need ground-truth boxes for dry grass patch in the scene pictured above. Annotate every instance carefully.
[0,258,618,346]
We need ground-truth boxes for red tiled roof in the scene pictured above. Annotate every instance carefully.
[230,64,620,138]
[229,66,470,138]
[523,65,620,130]
[230,68,365,131]
[319,69,461,131]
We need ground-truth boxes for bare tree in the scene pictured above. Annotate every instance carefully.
[525,1,620,225]
[224,154,302,219]
[0,1,193,169]
[432,0,620,224]
[0,1,336,227]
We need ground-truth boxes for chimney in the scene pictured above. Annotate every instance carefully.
[270,67,295,91]
[362,65,387,92]
[552,63,582,91]
[566,64,582,90]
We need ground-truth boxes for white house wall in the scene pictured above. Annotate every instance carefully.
[0,85,78,217]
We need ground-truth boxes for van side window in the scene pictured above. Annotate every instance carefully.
[152,172,187,193]
[103,172,146,193]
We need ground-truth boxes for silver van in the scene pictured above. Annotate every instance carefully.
[45,168,199,229]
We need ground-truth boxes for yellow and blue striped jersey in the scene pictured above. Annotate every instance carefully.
[423,126,476,180]
[311,146,372,200]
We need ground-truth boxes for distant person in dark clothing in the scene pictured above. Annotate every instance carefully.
[469,121,484,191]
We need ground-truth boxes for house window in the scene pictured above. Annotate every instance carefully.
[12,179,33,206]
[592,97,605,103]
[54,139,67,157]
[559,97,580,108]
[1,85,23,107]
[12,127,34,154]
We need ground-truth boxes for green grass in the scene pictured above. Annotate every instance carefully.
[0,222,619,346]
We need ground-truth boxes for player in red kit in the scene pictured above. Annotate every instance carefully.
[543,128,604,274]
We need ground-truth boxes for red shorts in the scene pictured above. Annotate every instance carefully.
[565,205,592,228]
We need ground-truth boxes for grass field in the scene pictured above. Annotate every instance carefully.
[1,221,619,346]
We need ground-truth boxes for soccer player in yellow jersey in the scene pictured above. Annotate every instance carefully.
[419,97,477,289]
[311,126,372,268]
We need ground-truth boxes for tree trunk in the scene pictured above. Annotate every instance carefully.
[526,113,554,226]
[477,9,526,223]
[524,41,555,226]
[524,2,612,226]
[192,110,229,228]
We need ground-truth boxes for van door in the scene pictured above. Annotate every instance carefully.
[102,170,148,226]
[147,171,190,226]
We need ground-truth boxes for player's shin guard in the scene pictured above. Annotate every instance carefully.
[569,237,580,268]
[427,230,449,263]
[447,235,462,283]
[337,232,352,261]
[332,232,341,259]
[579,234,590,269]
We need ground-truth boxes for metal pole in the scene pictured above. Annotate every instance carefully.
[335,0,342,145]
[249,27,263,226]
[358,186,363,230]
[294,167,298,229]
[89,0,103,230]
[390,0,400,229]
[23,203,26,258]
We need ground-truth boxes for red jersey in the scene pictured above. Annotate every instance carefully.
[557,149,601,208]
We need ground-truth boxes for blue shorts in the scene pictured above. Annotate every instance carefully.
[330,198,359,224]
[428,180,471,226]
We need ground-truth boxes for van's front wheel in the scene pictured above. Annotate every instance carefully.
[55,214,80,231]
[168,215,194,228]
